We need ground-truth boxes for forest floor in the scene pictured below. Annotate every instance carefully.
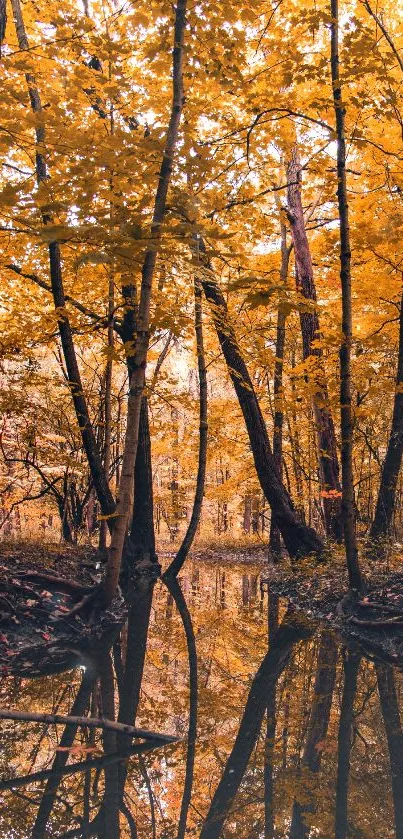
[2,538,403,669]
[263,551,403,666]
[0,541,122,678]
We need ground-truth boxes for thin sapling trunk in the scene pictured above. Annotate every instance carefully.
[330,0,364,591]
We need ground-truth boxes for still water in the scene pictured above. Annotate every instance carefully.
[0,560,401,838]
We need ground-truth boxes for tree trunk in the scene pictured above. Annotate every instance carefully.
[99,278,115,550]
[287,145,343,542]
[10,0,116,525]
[103,0,188,604]
[198,243,324,558]
[369,286,403,550]
[269,220,290,558]
[330,0,364,591]
[335,648,361,839]
[128,395,156,564]
[164,277,208,579]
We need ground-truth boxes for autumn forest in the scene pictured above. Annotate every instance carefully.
[0,0,403,836]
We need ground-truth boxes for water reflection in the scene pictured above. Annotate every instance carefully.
[0,560,402,837]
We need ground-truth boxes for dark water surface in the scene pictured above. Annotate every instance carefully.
[0,560,401,837]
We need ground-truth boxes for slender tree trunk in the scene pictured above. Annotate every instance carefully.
[287,145,343,542]
[198,244,323,558]
[335,648,361,839]
[99,278,115,550]
[103,0,188,604]
[128,395,156,564]
[369,285,403,550]
[290,630,338,839]
[117,395,157,747]
[199,612,313,839]
[269,220,290,558]
[376,662,403,839]
[330,0,363,591]
[10,0,116,524]
[164,277,208,579]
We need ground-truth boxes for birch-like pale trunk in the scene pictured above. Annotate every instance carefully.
[103,0,188,603]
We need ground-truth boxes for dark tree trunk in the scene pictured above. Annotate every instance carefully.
[269,220,290,559]
[11,0,116,525]
[330,0,364,591]
[128,395,156,565]
[50,243,117,523]
[99,278,115,551]
[287,145,343,542]
[376,662,403,839]
[199,612,313,839]
[369,287,403,550]
[164,277,208,579]
[57,494,73,543]
[290,630,338,839]
[335,648,361,839]
[199,245,323,559]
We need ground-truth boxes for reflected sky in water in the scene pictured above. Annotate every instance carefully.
[0,559,401,838]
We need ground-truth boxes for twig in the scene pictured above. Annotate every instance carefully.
[349,617,403,629]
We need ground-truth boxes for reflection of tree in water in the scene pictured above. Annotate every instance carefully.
[1,568,403,837]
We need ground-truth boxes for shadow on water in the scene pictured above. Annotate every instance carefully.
[0,560,402,838]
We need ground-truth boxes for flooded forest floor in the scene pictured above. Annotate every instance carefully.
[1,539,403,669]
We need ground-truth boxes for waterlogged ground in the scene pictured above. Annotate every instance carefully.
[0,558,401,838]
